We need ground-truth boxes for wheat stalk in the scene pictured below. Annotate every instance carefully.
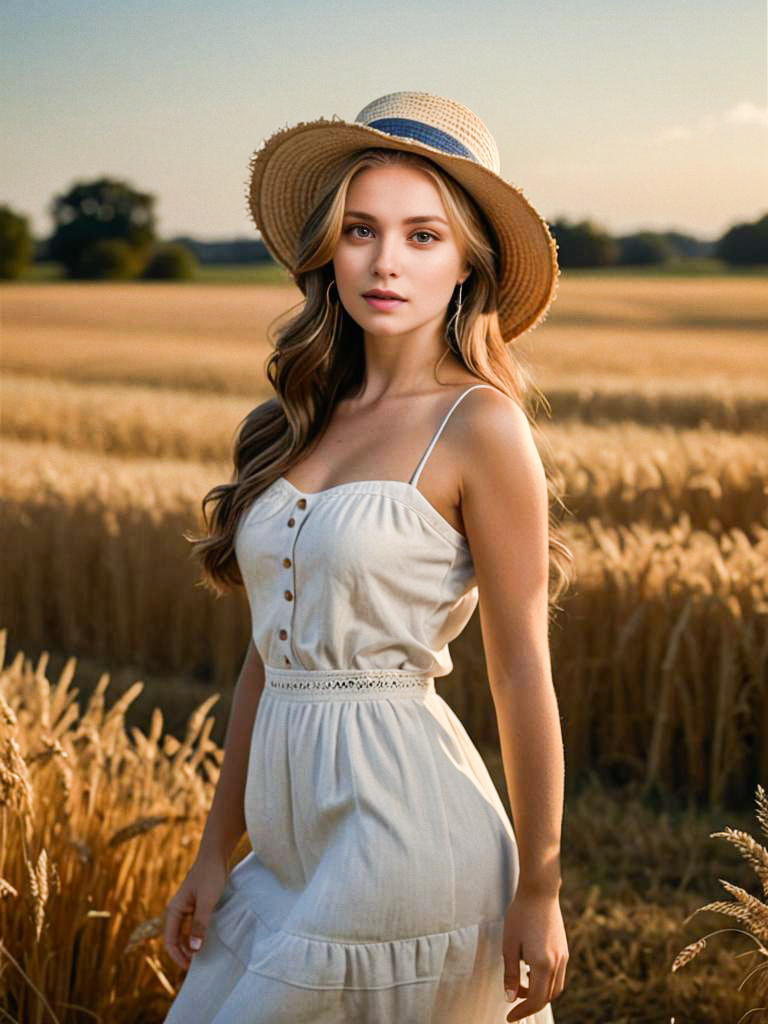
[672,784,768,1019]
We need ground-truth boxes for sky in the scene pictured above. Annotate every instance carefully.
[2,0,766,243]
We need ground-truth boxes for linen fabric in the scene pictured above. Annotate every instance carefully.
[163,383,556,1023]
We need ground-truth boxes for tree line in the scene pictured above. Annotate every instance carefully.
[1,176,766,280]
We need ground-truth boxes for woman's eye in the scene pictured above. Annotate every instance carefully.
[344,225,438,244]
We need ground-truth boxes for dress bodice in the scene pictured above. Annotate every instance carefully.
[234,383,495,677]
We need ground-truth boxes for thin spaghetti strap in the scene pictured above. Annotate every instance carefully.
[409,383,497,487]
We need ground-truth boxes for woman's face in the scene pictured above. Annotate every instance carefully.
[332,163,470,341]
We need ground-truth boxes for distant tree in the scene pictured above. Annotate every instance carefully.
[618,231,677,265]
[141,242,198,279]
[661,230,713,260]
[550,217,619,267]
[74,238,141,280]
[715,212,768,265]
[47,177,156,278]
[169,235,273,264]
[0,205,35,279]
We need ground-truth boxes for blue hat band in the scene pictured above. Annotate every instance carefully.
[366,117,479,164]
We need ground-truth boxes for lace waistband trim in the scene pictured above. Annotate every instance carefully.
[263,665,435,699]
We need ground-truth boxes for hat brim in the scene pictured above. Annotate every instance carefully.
[246,117,559,341]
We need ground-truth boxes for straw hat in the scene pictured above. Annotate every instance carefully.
[245,90,560,341]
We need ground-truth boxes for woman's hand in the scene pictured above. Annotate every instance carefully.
[501,887,569,1021]
[163,855,231,970]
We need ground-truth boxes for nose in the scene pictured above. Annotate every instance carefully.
[369,232,401,280]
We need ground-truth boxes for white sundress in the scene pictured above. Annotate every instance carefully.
[164,383,556,1024]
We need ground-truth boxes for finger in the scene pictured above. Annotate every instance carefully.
[545,957,561,1002]
[185,887,223,956]
[167,932,191,970]
[171,945,191,971]
[529,959,554,1007]
[549,955,568,1002]
[163,903,192,970]
[542,960,558,1006]
[163,903,184,952]
[503,946,522,1003]
[505,981,529,1017]
[506,962,549,1022]
[506,991,541,1023]
[183,913,210,957]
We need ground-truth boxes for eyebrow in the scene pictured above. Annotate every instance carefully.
[343,210,449,226]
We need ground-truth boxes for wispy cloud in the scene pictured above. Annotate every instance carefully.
[649,100,768,144]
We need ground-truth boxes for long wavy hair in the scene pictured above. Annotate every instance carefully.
[185,147,574,618]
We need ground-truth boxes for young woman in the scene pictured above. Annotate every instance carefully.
[162,90,573,1024]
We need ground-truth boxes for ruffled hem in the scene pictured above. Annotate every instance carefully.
[210,872,507,992]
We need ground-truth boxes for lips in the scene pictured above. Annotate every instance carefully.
[362,291,405,300]
[363,294,406,310]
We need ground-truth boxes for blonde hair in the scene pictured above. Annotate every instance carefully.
[186,148,574,616]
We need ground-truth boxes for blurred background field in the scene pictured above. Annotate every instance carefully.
[3,0,768,1011]
[2,270,768,1021]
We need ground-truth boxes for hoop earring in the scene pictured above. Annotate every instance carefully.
[446,281,464,345]
[325,277,341,341]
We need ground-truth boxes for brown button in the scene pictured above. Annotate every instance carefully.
[284,590,293,601]
[278,629,288,640]
[287,517,296,527]
[282,557,292,568]
[297,498,307,509]
[284,655,292,665]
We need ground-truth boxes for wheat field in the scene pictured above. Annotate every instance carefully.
[1,272,767,1021]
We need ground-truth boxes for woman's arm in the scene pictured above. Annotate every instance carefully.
[459,388,568,1016]
[196,638,265,866]
[459,389,564,896]
[163,639,265,967]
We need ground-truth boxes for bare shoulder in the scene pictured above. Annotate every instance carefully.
[449,384,540,491]
[455,383,530,435]
[452,384,549,596]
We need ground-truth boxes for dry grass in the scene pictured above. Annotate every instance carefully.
[542,375,768,432]
[1,633,765,1023]
[446,517,768,807]
[0,628,243,1023]
[0,282,293,394]
[2,273,767,1018]
[670,784,768,1020]
[3,277,767,393]
[2,389,766,531]
[1,433,766,804]
[0,439,249,690]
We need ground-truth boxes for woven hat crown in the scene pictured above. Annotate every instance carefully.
[353,91,502,177]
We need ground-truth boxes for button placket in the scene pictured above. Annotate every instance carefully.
[279,497,308,667]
